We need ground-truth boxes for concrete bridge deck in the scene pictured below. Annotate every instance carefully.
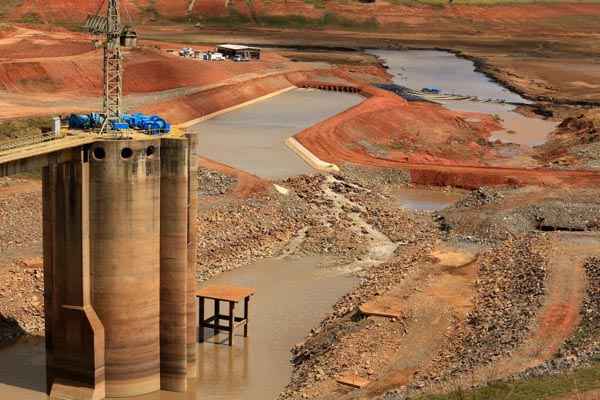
[0,134,99,177]
[0,128,186,177]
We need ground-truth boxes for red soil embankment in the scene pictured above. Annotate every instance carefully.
[0,28,92,60]
[0,25,295,95]
[8,0,600,32]
[9,0,225,21]
[296,94,500,166]
[407,164,600,190]
[140,73,296,124]
[295,92,600,189]
[228,0,600,31]
[198,157,270,198]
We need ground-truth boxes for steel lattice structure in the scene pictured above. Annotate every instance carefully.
[85,0,123,134]
[101,0,123,134]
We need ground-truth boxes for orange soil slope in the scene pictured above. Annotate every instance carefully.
[198,157,270,198]
[296,95,500,166]
[229,0,600,29]
[295,94,600,189]
[0,27,293,96]
[9,0,223,21]
[7,0,600,29]
[140,73,296,124]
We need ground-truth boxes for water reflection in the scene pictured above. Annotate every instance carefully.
[0,257,357,400]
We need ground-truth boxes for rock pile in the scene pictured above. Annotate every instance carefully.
[0,188,42,254]
[0,258,44,344]
[453,187,504,209]
[533,202,600,231]
[515,256,600,380]
[562,256,600,359]
[282,237,437,399]
[424,235,548,380]
[197,168,238,196]
[196,191,307,281]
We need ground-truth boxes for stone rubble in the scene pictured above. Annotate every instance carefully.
[0,258,44,344]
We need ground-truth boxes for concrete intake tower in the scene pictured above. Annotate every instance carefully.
[41,135,199,399]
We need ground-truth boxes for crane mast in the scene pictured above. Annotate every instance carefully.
[102,0,123,134]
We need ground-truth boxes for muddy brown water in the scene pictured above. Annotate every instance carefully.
[369,49,557,146]
[393,187,462,211]
[0,257,357,400]
[190,88,362,180]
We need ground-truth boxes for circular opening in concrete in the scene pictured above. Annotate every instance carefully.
[146,146,156,158]
[93,147,106,160]
[121,147,133,159]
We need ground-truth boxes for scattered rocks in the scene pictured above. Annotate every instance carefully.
[0,257,45,345]
[453,187,503,209]
[197,168,238,196]
[0,184,42,255]
[440,187,600,242]
[422,235,549,382]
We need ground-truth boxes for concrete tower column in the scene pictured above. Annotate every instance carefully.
[43,150,106,400]
[159,138,189,391]
[89,139,161,398]
[186,133,200,378]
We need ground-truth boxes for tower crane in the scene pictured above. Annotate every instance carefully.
[85,0,124,135]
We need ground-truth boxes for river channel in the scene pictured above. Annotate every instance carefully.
[191,88,362,180]
[369,49,558,146]
[0,257,357,400]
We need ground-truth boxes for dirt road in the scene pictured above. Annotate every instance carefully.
[469,232,600,384]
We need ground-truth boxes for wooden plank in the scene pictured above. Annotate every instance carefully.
[336,373,370,388]
[358,298,403,319]
[196,285,255,303]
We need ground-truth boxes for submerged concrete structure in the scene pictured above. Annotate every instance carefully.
[4,135,199,399]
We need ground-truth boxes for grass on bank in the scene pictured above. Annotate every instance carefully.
[196,11,379,31]
[0,117,53,142]
[417,362,600,400]
[0,0,21,19]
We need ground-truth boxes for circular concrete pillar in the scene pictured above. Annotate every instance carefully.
[89,139,161,398]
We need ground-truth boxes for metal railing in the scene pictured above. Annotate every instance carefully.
[0,132,62,155]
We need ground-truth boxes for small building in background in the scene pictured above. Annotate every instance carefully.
[120,27,138,48]
[217,44,261,60]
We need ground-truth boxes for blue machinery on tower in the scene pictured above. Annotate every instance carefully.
[82,0,170,135]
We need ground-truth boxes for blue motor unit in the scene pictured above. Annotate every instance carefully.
[110,121,130,130]
[121,113,171,134]
[69,112,171,134]
[68,113,106,130]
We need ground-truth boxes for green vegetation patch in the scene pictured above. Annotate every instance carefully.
[0,0,22,19]
[200,10,379,31]
[304,0,327,9]
[18,12,42,24]
[0,117,54,142]
[418,363,600,400]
